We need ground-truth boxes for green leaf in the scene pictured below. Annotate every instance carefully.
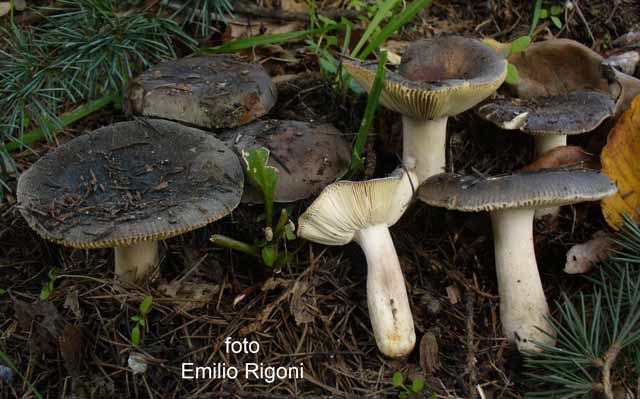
[350,50,387,174]
[131,325,141,346]
[138,319,146,327]
[505,63,520,85]
[540,8,548,18]
[351,0,400,57]
[261,245,277,267]
[551,15,562,29]
[204,25,340,53]
[360,0,433,59]
[529,0,543,36]
[509,36,531,56]
[0,288,6,295]
[243,148,279,227]
[284,223,297,241]
[411,377,425,392]
[392,371,404,387]
[131,315,142,322]
[399,392,408,399]
[550,5,563,15]
[139,295,153,315]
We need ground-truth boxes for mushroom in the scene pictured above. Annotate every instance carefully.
[417,169,617,352]
[476,90,616,156]
[219,119,351,203]
[125,55,277,129]
[17,119,243,283]
[298,168,417,357]
[343,36,507,184]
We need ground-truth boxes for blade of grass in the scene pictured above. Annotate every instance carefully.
[350,50,387,174]
[359,0,432,59]
[0,350,45,399]
[1,94,117,153]
[203,25,341,53]
[351,0,399,58]
[529,0,543,36]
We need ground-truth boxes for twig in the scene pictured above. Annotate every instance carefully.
[465,293,478,399]
[601,344,622,399]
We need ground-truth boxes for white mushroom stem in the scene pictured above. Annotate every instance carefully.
[490,208,557,352]
[115,241,159,283]
[534,135,567,158]
[533,135,567,220]
[402,116,448,184]
[354,224,416,358]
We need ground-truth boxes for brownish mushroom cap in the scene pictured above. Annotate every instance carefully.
[17,119,243,281]
[125,55,277,129]
[418,169,616,212]
[476,90,616,136]
[220,120,350,203]
[344,36,507,120]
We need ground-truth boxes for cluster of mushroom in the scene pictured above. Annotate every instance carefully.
[299,36,619,356]
[17,55,350,283]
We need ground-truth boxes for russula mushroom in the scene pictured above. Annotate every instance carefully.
[343,36,507,184]
[125,55,277,129]
[298,169,417,357]
[219,119,351,203]
[476,90,616,156]
[17,119,243,283]
[418,169,616,352]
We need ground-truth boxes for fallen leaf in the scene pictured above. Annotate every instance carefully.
[64,289,82,319]
[158,281,223,312]
[419,331,439,375]
[564,231,613,274]
[289,280,315,325]
[13,299,63,353]
[601,95,640,229]
[520,146,596,170]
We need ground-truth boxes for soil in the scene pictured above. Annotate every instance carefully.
[1,1,639,398]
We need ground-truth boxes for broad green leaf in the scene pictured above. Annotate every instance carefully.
[411,377,425,392]
[392,371,404,387]
[284,223,297,241]
[540,8,548,18]
[551,15,562,29]
[509,36,531,56]
[505,63,520,84]
[261,245,277,267]
[139,295,153,315]
[131,325,141,346]
[242,148,278,226]
[550,5,563,15]
[360,0,433,59]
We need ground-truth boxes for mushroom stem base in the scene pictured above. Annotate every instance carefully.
[491,208,556,352]
[355,224,416,358]
[115,241,159,283]
[402,116,447,184]
[535,135,567,158]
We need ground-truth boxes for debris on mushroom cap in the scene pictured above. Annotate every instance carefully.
[298,169,416,246]
[417,169,617,212]
[125,55,277,129]
[476,90,616,135]
[220,120,350,203]
[343,36,506,120]
[17,119,244,249]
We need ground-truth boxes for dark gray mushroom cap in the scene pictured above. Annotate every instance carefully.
[418,169,616,212]
[220,120,350,203]
[17,119,244,249]
[476,90,616,135]
[125,55,277,129]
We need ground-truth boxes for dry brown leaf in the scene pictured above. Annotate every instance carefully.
[601,95,640,229]
[520,146,596,171]
[158,281,222,312]
[289,280,315,325]
[419,331,439,375]
[64,289,82,319]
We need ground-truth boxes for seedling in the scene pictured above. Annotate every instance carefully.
[211,148,296,269]
[391,371,432,399]
[131,295,153,346]
[40,268,60,300]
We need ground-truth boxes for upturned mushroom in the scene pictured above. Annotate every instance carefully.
[125,55,277,129]
[17,119,243,283]
[298,168,417,357]
[219,119,351,203]
[343,36,507,184]
[418,169,616,352]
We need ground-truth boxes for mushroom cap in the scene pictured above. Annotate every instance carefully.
[476,90,616,135]
[298,169,416,246]
[220,120,351,203]
[125,55,277,129]
[417,169,616,212]
[17,119,244,249]
[344,36,507,120]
